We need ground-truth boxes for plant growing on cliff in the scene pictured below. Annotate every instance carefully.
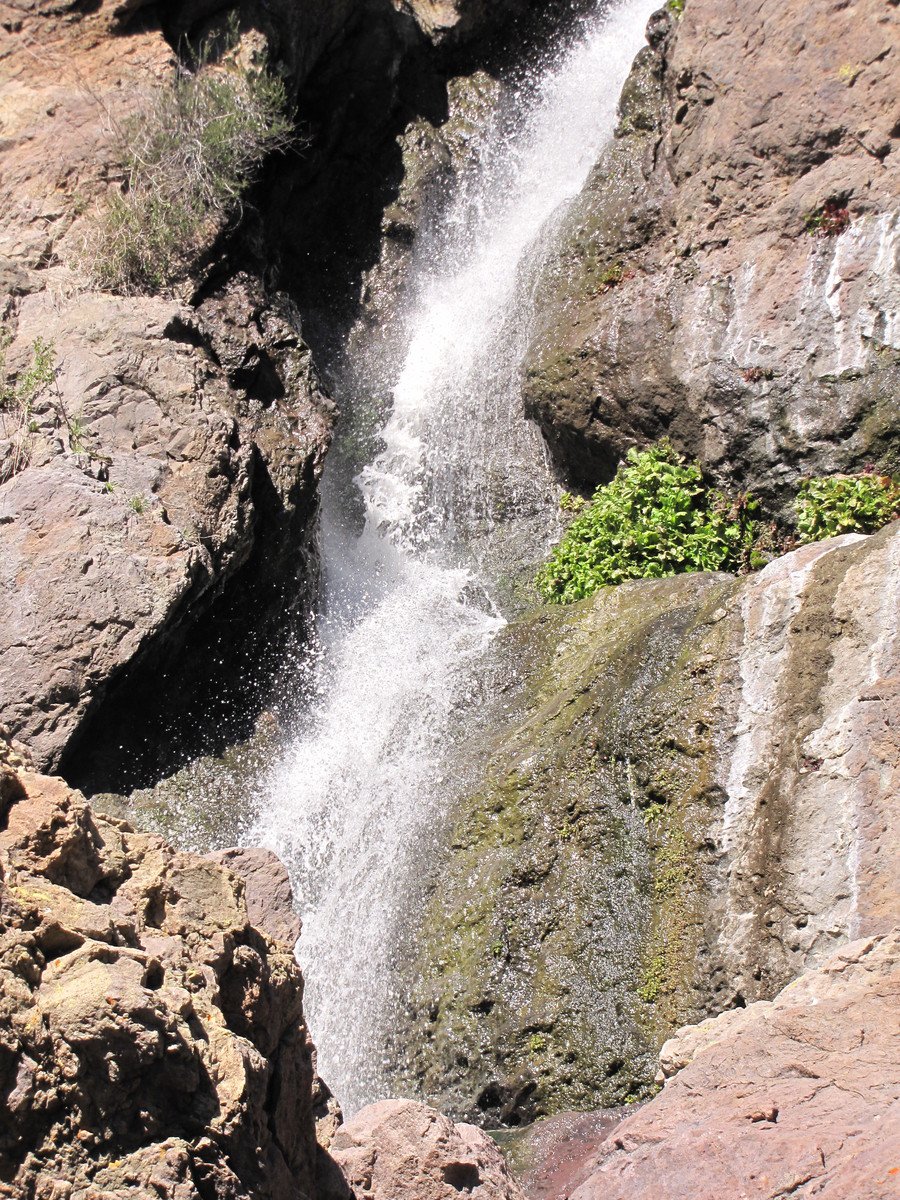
[89,34,292,293]
[804,200,850,238]
[0,334,57,480]
[796,472,899,543]
[536,442,757,603]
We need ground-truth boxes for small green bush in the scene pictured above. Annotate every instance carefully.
[90,41,292,293]
[536,442,756,604]
[796,473,899,543]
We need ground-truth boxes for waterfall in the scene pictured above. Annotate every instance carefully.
[253,0,657,1113]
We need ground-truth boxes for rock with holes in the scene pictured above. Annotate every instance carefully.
[0,760,319,1200]
[568,931,900,1200]
[329,1099,527,1200]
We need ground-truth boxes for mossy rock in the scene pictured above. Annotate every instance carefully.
[389,570,741,1126]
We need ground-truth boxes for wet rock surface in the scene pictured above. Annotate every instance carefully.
[0,760,320,1200]
[395,522,900,1124]
[523,0,900,515]
[569,931,900,1200]
[330,1099,527,1200]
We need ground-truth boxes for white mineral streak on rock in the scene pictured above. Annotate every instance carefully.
[719,525,900,995]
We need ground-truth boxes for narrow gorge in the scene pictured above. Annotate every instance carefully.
[0,0,897,1198]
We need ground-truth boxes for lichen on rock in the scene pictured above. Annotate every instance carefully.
[391,521,900,1126]
[0,762,321,1199]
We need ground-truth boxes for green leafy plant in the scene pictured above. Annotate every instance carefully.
[88,31,292,293]
[804,200,850,238]
[667,0,685,14]
[796,473,899,543]
[536,442,757,604]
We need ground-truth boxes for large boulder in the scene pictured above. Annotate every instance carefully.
[523,0,900,516]
[0,1,334,776]
[0,761,320,1199]
[391,522,899,1123]
[330,1099,527,1200]
[569,930,900,1200]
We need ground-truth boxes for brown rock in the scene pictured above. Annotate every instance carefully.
[0,768,319,1200]
[330,1099,527,1200]
[524,0,900,511]
[0,3,333,776]
[207,846,302,949]
[570,931,900,1200]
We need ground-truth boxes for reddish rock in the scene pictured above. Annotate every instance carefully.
[569,932,900,1200]
[330,1099,527,1200]
[207,846,302,949]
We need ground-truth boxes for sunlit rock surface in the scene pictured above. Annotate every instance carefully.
[569,931,900,1200]
[0,757,320,1199]
[330,1099,527,1200]
[523,0,900,514]
[395,523,899,1123]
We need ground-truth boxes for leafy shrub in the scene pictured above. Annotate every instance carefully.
[536,442,757,604]
[796,473,899,543]
[90,42,292,293]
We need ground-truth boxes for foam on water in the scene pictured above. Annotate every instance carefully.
[253,0,658,1112]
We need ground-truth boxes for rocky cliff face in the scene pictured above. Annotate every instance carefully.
[0,0,338,783]
[0,754,320,1199]
[0,0,574,786]
[394,522,899,1124]
[523,0,899,517]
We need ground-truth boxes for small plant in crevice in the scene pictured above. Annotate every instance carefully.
[666,0,685,15]
[796,472,899,543]
[1,333,57,481]
[804,200,850,238]
[837,63,862,85]
[536,441,758,604]
[741,365,775,383]
[593,261,635,295]
[129,494,148,515]
[86,25,293,294]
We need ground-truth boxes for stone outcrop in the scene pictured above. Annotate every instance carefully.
[393,521,899,1124]
[569,931,900,1200]
[0,0,335,778]
[330,1099,527,1200]
[523,0,900,517]
[0,761,320,1199]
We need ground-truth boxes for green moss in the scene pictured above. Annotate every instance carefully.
[393,571,738,1123]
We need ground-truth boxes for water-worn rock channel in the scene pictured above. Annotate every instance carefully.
[0,0,898,1196]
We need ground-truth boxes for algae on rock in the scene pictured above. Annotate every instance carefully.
[391,570,740,1125]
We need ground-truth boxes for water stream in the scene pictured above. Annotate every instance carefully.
[253,0,657,1113]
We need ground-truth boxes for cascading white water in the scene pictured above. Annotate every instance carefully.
[254,0,657,1113]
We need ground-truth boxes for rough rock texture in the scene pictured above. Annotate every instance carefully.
[330,1099,527,1200]
[394,522,900,1124]
[207,847,302,949]
[523,0,900,515]
[0,760,321,1199]
[0,0,335,776]
[570,931,900,1200]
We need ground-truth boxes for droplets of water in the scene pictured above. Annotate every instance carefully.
[253,0,659,1112]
